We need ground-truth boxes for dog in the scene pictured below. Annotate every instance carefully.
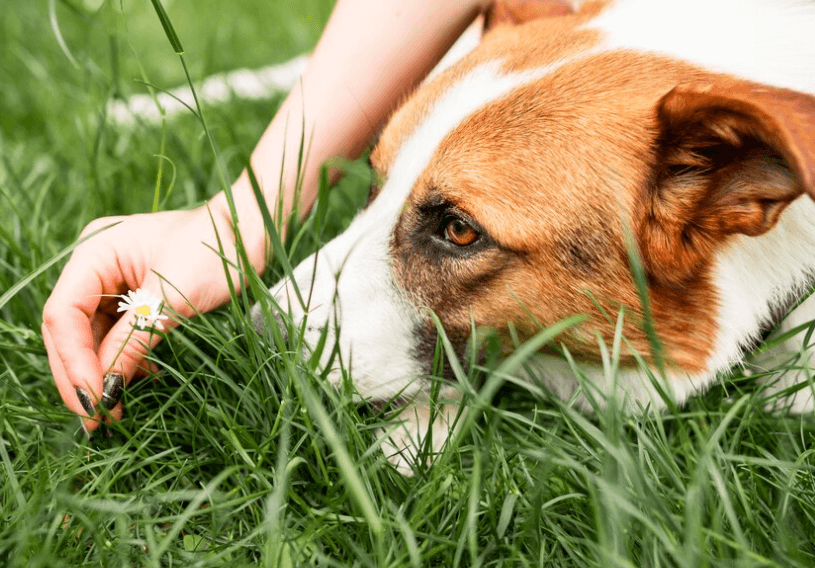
[253,0,815,472]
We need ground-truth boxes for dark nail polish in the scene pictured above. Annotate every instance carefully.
[75,387,96,416]
[101,372,124,410]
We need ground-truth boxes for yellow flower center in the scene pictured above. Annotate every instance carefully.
[135,305,152,317]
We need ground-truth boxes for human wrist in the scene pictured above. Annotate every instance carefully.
[208,175,270,275]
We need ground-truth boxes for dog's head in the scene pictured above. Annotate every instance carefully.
[260,1,815,405]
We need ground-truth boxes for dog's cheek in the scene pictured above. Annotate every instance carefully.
[411,321,472,381]
[395,243,511,314]
[390,240,505,365]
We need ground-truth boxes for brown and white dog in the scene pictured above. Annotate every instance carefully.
[254,0,815,471]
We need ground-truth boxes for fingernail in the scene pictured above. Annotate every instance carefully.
[101,372,124,410]
[75,387,96,416]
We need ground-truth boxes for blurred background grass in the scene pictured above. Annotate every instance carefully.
[1,0,331,137]
[0,0,332,232]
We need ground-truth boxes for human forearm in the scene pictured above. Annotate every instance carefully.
[211,0,490,273]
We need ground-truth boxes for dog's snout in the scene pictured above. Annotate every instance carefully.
[250,302,289,345]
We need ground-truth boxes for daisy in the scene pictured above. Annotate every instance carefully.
[117,288,169,331]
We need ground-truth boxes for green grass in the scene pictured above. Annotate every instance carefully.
[2,1,815,566]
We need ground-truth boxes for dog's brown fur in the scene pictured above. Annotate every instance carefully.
[373,1,815,375]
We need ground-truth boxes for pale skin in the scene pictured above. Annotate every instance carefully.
[42,0,491,431]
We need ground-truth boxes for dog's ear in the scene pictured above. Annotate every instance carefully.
[484,0,574,31]
[637,80,815,285]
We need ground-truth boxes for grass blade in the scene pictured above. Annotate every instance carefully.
[147,0,184,54]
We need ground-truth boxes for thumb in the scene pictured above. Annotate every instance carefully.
[96,286,178,414]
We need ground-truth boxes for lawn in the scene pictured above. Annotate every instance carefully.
[1,1,815,566]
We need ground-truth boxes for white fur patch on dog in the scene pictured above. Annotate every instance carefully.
[589,0,815,94]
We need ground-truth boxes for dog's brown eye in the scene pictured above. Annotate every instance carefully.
[444,217,479,247]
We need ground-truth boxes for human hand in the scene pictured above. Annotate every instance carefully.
[42,203,261,432]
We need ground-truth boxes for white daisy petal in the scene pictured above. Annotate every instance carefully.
[116,288,167,331]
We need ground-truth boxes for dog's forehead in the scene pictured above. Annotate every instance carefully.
[373,17,603,171]
[382,64,707,254]
[370,34,612,230]
[421,55,701,234]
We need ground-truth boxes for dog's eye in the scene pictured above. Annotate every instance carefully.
[443,217,480,247]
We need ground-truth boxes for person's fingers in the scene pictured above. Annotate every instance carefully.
[43,216,134,425]
[94,284,178,424]
[105,405,124,426]
[44,209,238,429]
[42,264,106,414]
[96,316,167,391]
[42,324,91,419]
[96,276,182,407]
[90,309,117,352]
